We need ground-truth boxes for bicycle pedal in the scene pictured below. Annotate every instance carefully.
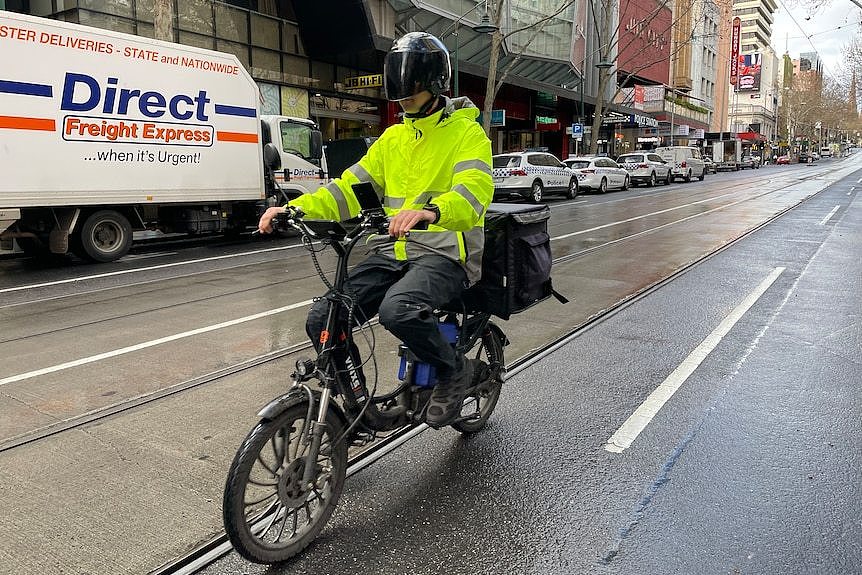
[350,432,375,447]
[379,404,407,418]
[451,412,482,424]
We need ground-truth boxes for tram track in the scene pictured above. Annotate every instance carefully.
[0,174,825,456]
[0,169,805,305]
[0,164,852,573]
[149,177,817,575]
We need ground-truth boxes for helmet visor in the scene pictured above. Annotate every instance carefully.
[384,51,437,101]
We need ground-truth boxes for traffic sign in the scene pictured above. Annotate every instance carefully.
[571,123,583,141]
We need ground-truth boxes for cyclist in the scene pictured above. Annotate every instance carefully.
[258,32,493,428]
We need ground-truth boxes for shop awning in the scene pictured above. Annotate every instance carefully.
[737,131,766,141]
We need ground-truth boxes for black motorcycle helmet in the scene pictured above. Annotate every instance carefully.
[384,32,451,101]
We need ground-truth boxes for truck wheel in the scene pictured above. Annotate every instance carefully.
[76,210,132,262]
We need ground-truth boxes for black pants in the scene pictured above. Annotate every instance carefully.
[306,253,467,381]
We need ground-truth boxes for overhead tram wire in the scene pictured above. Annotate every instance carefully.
[774,0,848,83]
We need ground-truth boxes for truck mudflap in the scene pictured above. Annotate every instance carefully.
[0,209,22,236]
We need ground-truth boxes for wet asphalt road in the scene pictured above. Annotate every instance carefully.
[1,159,860,574]
[198,164,861,575]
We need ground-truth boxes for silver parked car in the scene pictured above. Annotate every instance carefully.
[615,152,672,187]
[563,156,630,193]
[492,151,578,202]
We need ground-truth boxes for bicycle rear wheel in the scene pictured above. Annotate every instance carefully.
[452,327,506,434]
[223,403,347,564]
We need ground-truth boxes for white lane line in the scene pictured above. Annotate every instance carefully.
[604,266,785,454]
[0,299,314,387]
[0,243,303,295]
[818,205,840,225]
[553,199,589,208]
[552,191,739,241]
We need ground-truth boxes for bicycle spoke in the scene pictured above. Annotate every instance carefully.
[257,502,284,539]
[247,477,279,488]
[289,507,299,538]
[245,489,278,507]
[256,452,278,477]
[273,507,289,543]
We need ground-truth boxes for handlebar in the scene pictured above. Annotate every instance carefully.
[272,207,427,242]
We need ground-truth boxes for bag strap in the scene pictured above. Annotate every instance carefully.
[550,287,569,304]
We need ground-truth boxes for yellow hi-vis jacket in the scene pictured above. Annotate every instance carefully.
[287,96,493,284]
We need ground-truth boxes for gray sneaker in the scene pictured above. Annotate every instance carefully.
[426,361,472,428]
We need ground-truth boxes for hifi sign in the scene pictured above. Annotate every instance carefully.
[344,74,383,89]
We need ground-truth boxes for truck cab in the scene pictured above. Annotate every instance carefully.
[260,115,326,202]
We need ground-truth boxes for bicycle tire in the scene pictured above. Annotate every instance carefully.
[452,327,505,434]
[223,403,347,564]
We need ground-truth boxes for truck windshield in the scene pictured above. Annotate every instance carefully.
[279,121,313,159]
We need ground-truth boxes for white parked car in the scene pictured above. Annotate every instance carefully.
[563,156,630,193]
[654,146,706,182]
[615,152,672,187]
[492,151,578,202]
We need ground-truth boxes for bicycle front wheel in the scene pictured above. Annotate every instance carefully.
[223,403,348,564]
[452,326,506,434]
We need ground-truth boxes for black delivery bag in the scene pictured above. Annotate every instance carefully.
[463,203,562,320]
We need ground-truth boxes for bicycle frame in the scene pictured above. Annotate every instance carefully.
[283,210,501,489]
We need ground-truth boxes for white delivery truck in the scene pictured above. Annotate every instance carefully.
[0,11,342,262]
[711,140,741,171]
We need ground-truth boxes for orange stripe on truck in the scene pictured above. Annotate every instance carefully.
[0,116,56,131]
[216,131,258,143]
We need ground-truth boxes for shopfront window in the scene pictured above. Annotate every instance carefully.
[178,0,214,35]
[215,4,248,43]
[251,12,279,49]
[217,39,249,68]
[252,47,280,75]
[79,0,133,18]
[78,9,135,34]
[179,30,214,50]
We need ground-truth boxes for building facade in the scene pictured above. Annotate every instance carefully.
[728,0,778,144]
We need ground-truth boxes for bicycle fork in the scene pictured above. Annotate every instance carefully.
[300,384,332,489]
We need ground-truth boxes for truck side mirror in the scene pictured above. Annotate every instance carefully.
[263,142,281,171]
[310,130,323,160]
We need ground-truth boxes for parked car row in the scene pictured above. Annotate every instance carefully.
[491,144,824,203]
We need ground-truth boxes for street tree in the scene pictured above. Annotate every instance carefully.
[479,0,704,151]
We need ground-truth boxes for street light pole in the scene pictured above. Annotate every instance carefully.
[439,1,498,99]
[669,87,675,146]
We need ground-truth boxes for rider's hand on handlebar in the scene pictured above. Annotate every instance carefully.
[387,208,435,238]
[257,206,285,234]
[258,206,301,234]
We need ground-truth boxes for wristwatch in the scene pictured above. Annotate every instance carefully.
[424,203,441,224]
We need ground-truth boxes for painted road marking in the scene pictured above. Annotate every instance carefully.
[818,205,840,225]
[552,191,740,241]
[604,267,785,454]
[0,243,305,295]
[0,299,314,387]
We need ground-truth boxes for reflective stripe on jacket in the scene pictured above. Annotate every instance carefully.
[288,96,493,283]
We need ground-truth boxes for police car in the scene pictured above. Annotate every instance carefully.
[492,151,578,202]
[563,156,630,193]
